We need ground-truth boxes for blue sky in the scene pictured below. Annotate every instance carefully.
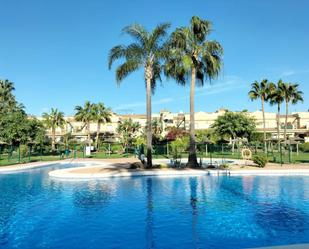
[0,0,308,116]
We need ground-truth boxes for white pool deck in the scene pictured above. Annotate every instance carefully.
[251,244,309,249]
[1,158,309,179]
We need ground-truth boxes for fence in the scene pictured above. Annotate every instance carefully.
[0,142,308,166]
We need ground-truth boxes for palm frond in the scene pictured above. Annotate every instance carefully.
[190,16,212,42]
[116,60,140,84]
[108,45,127,69]
[148,23,170,51]
[122,24,148,48]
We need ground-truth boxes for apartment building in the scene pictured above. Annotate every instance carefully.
[41,109,309,143]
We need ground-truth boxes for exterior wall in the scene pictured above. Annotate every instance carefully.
[39,109,309,142]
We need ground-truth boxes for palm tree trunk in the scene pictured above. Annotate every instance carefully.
[87,122,91,147]
[187,67,199,168]
[145,66,153,168]
[284,100,288,146]
[96,121,100,149]
[277,103,281,150]
[52,127,56,151]
[261,97,267,153]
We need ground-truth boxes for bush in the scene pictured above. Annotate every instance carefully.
[299,142,309,152]
[20,144,29,158]
[219,163,230,169]
[110,144,123,153]
[253,155,268,168]
[170,136,189,156]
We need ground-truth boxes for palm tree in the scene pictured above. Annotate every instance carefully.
[269,80,285,149]
[165,16,223,167]
[117,119,141,151]
[93,102,112,149]
[249,79,272,152]
[42,108,65,150]
[0,79,18,112]
[108,23,170,168]
[280,83,304,144]
[75,101,96,147]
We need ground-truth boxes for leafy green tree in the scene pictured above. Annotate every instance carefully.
[75,101,96,147]
[280,82,303,144]
[196,129,218,144]
[108,23,170,168]
[93,102,112,149]
[43,108,65,150]
[117,119,141,151]
[212,111,256,152]
[0,113,45,146]
[27,118,46,145]
[249,79,272,152]
[165,16,223,167]
[269,80,285,147]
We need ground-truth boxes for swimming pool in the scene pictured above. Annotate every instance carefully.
[0,163,308,249]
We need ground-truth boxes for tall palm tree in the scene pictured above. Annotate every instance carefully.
[0,79,18,112]
[248,79,272,152]
[93,102,112,149]
[280,83,304,144]
[75,101,96,147]
[42,108,65,150]
[165,16,223,167]
[108,23,170,168]
[269,80,285,149]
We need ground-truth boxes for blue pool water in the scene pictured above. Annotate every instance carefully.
[0,164,309,249]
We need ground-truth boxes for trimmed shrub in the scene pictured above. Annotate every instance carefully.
[253,155,268,168]
[299,142,309,152]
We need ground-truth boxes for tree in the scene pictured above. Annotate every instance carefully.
[93,102,112,149]
[117,119,141,151]
[211,111,256,152]
[196,129,218,144]
[280,83,303,144]
[0,113,45,146]
[27,118,46,145]
[108,23,170,168]
[43,108,65,150]
[249,79,272,152]
[165,127,187,141]
[269,80,285,148]
[74,101,96,147]
[0,79,24,113]
[165,16,223,167]
[0,79,16,111]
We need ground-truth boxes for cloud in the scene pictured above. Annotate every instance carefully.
[280,70,296,77]
[194,75,245,94]
[114,75,246,112]
[280,68,309,78]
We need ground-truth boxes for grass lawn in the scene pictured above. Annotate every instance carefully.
[1,150,308,167]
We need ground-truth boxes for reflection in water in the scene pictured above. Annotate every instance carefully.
[73,181,113,209]
[0,167,309,249]
[145,178,155,249]
[256,202,308,234]
[190,177,199,249]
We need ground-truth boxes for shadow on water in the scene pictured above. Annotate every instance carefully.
[219,176,309,238]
